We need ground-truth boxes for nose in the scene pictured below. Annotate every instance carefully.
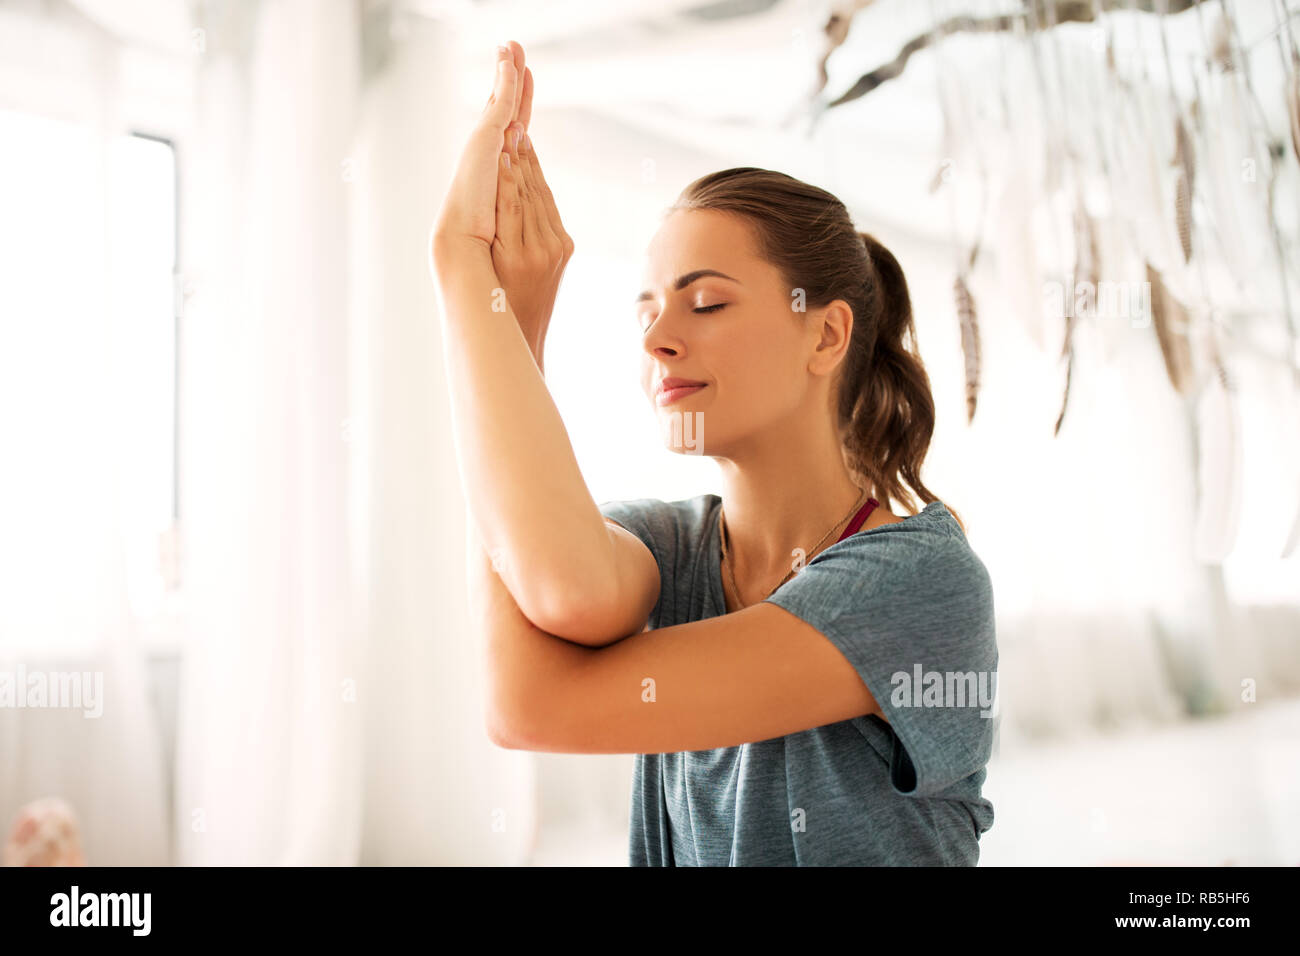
[640,303,687,359]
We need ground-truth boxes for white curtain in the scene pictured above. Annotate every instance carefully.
[0,2,169,865]
[174,0,536,865]
[348,8,537,866]
[173,0,362,865]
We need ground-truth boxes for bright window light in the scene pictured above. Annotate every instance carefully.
[0,107,177,654]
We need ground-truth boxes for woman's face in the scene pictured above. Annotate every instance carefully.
[635,208,834,456]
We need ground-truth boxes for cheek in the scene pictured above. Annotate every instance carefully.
[720,327,799,399]
[638,358,653,399]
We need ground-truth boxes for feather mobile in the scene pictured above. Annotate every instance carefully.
[1198,53,1268,294]
[1173,170,1192,263]
[1289,49,1300,167]
[1054,343,1076,438]
[812,0,877,100]
[1173,114,1195,263]
[1146,261,1195,396]
[928,161,947,194]
[1056,193,1101,436]
[1177,99,1196,179]
[821,0,1199,108]
[954,268,981,424]
[1209,10,1234,72]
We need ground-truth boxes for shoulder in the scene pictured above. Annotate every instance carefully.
[794,502,994,634]
[817,501,971,568]
[842,501,984,570]
[598,493,717,544]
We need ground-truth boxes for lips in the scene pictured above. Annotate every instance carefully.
[654,377,708,406]
[657,376,707,391]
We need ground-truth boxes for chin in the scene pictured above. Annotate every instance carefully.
[656,408,708,456]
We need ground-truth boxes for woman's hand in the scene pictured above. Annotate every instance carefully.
[493,113,574,372]
[429,43,524,254]
[429,41,573,372]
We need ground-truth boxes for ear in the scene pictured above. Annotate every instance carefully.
[809,299,854,377]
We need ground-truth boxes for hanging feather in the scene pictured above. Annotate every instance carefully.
[1146,262,1195,396]
[1174,112,1196,189]
[1116,85,1180,273]
[1209,10,1234,73]
[954,271,981,424]
[812,1,871,97]
[1192,333,1243,563]
[1198,59,1270,295]
[1173,170,1193,263]
[1054,352,1075,437]
[1056,194,1101,436]
[1289,49,1300,168]
[928,161,948,194]
[1172,114,1195,262]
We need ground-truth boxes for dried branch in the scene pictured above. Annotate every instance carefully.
[824,0,1198,110]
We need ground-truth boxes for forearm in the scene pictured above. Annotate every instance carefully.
[432,237,614,632]
[465,519,592,750]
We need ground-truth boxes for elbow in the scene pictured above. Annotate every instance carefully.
[484,673,551,751]
[509,573,598,645]
[485,701,548,751]
[484,695,527,749]
[486,709,523,749]
[530,576,640,648]
[524,593,614,649]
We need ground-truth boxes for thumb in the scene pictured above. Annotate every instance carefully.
[481,47,520,135]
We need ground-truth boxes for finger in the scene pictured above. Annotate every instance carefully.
[517,66,534,132]
[482,45,519,136]
[506,122,543,246]
[518,132,567,251]
[508,42,526,123]
[513,129,553,247]
[506,121,529,210]
[495,149,523,248]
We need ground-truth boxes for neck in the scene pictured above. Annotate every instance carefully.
[717,415,869,591]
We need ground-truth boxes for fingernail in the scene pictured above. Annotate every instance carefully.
[497,44,509,57]
[521,133,530,152]
[503,153,510,169]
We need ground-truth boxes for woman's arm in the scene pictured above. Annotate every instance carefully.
[465,515,610,746]
[472,542,884,753]
[428,42,643,642]
[433,240,626,639]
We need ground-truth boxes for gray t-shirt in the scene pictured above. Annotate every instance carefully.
[597,493,998,866]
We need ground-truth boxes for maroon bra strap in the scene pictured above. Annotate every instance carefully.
[836,497,879,542]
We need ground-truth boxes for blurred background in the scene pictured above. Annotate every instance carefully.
[0,0,1297,866]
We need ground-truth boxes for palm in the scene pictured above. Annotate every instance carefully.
[433,41,535,250]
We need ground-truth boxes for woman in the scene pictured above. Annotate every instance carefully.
[430,42,998,866]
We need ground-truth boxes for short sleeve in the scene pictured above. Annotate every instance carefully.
[762,527,998,798]
[597,498,669,565]
[598,497,674,628]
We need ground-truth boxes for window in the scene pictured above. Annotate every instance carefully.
[0,108,179,653]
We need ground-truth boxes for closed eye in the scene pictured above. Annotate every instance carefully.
[693,304,726,314]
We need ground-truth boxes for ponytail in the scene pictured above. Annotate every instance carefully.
[842,232,962,530]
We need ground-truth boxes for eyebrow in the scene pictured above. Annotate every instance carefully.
[635,269,740,304]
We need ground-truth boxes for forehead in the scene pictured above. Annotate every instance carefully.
[641,209,759,286]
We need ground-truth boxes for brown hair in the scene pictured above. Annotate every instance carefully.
[668,166,964,531]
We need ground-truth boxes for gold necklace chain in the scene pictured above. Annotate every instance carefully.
[719,486,868,610]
